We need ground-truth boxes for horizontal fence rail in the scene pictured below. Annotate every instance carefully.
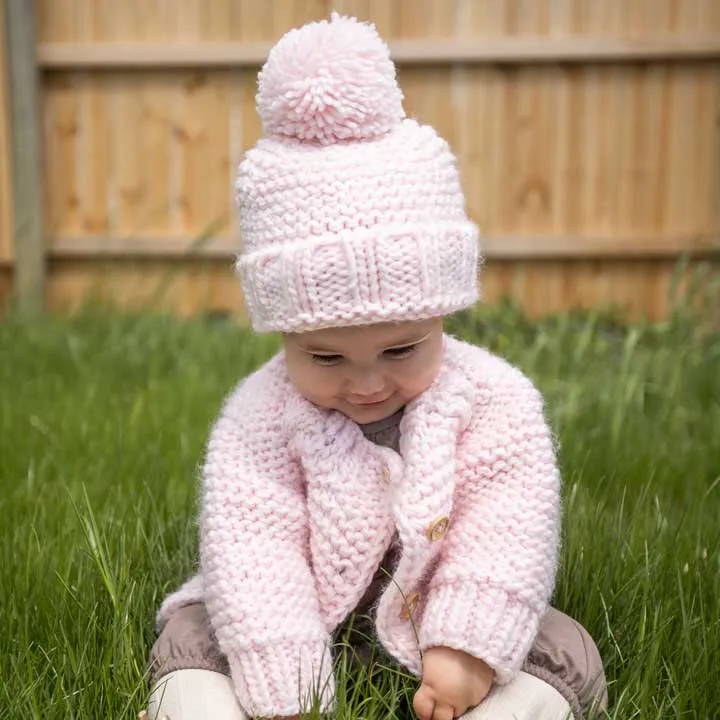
[37,35,720,69]
[44,234,720,262]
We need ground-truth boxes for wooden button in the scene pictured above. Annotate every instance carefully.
[426,515,451,542]
[381,464,391,481]
[399,591,420,620]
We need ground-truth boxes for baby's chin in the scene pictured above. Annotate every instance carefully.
[335,395,407,425]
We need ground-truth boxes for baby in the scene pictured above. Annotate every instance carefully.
[145,14,607,720]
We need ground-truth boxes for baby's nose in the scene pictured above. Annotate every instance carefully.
[347,369,386,397]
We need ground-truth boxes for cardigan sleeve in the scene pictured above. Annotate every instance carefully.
[199,376,334,718]
[419,367,562,685]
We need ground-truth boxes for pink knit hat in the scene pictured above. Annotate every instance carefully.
[235,13,481,333]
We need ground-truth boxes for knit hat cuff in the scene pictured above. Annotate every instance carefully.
[236,220,481,333]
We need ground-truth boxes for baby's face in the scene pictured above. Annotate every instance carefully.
[283,317,444,424]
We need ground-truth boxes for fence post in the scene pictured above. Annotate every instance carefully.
[4,0,44,314]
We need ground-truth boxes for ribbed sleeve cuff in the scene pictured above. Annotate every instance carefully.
[228,640,335,717]
[419,582,543,685]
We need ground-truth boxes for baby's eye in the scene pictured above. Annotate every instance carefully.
[383,344,417,359]
[310,354,343,366]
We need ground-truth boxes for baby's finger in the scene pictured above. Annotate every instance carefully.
[413,684,436,720]
[431,699,455,720]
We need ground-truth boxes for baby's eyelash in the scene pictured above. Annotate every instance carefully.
[383,344,417,358]
[310,354,343,365]
[308,344,418,365]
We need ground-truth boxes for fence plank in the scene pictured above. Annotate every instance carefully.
[238,0,273,41]
[76,74,109,235]
[5,0,45,312]
[44,74,81,236]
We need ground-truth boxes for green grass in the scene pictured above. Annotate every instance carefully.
[1,282,718,719]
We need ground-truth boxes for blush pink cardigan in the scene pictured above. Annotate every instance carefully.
[156,334,561,717]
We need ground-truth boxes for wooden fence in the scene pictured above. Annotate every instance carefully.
[2,0,719,320]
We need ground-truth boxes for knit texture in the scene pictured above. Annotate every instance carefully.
[157,335,561,717]
[234,14,481,333]
[257,14,404,145]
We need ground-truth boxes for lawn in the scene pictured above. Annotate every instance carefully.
[1,281,718,719]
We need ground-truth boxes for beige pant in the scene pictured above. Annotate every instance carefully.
[147,667,575,720]
[147,603,607,718]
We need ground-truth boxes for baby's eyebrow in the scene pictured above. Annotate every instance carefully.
[300,344,342,354]
[299,331,432,355]
[384,332,432,348]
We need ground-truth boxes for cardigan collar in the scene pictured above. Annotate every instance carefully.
[283,335,477,631]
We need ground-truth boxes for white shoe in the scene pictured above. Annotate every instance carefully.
[146,669,249,720]
[461,671,573,720]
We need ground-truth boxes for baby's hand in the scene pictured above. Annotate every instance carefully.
[413,646,494,720]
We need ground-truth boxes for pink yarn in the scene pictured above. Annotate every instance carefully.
[157,336,562,717]
[257,13,405,144]
[236,13,481,334]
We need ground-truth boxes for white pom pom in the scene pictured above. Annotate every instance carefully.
[257,13,405,145]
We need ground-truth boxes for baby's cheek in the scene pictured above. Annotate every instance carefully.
[400,365,441,399]
[290,375,334,409]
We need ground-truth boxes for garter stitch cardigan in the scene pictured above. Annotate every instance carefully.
[157,334,561,717]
